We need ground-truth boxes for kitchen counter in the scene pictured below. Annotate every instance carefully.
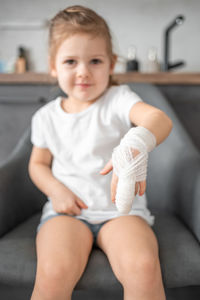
[0,72,200,85]
[0,72,56,84]
[113,72,200,85]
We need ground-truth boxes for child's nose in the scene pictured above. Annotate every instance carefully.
[77,63,90,78]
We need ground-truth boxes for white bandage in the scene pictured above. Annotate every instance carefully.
[112,126,156,214]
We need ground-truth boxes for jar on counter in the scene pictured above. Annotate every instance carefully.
[126,45,140,72]
[146,47,160,73]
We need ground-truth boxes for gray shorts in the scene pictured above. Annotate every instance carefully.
[37,213,108,245]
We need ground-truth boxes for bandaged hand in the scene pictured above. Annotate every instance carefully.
[101,126,156,214]
[112,126,156,213]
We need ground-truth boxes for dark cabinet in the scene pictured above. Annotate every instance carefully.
[0,83,60,163]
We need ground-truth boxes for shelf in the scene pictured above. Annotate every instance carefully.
[0,73,56,84]
[112,72,200,85]
[0,72,200,85]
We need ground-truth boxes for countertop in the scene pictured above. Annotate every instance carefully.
[0,72,200,85]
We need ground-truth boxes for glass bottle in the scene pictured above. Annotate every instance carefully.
[146,47,160,73]
[15,47,27,73]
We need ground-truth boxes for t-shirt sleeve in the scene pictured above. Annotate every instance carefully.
[31,109,48,148]
[113,85,143,127]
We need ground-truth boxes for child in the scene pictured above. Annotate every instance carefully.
[29,5,172,300]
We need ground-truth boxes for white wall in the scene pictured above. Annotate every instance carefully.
[0,0,199,72]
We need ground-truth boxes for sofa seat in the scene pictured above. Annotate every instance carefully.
[153,214,200,288]
[0,213,119,290]
[0,212,200,291]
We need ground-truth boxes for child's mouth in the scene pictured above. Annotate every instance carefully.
[76,83,92,88]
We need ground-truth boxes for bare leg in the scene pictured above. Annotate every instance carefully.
[31,215,93,300]
[97,216,165,300]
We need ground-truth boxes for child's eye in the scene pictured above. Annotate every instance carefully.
[91,59,102,65]
[64,59,76,65]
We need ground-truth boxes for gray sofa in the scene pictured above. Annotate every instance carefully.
[0,83,200,300]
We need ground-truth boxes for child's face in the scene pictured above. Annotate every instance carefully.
[50,33,115,104]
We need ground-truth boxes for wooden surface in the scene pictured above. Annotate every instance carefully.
[112,72,200,85]
[0,72,57,84]
[0,72,200,85]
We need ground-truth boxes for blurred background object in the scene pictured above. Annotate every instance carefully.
[163,15,185,71]
[15,46,28,73]
[146,47,160,72]
[0,0,199,73]
[126,45,140,71]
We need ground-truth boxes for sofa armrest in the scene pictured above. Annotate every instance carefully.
[0,128,46,237]
[175,154,200,243]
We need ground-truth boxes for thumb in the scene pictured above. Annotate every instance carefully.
[100,159,113,175]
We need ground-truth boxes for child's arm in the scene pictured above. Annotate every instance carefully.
[101,102,173,213]
[29,146,88,215]
[129,102,173,145]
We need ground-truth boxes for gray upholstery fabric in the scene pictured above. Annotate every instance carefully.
[0,83,200,299]
[1,211,200,290]
[153,214,200,288]
[0,214,39,287]
[0,128,46,237]
[0,212,120,290]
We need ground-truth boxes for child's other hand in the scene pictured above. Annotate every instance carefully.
[51,183,88,215]
[100,159,146,203]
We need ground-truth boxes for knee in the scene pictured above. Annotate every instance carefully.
[117,252,160,291]
[35,259,75,298]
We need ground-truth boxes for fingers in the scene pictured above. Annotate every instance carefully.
[76,198,88,209]
[111,172,118,203]
[68,198,88,215]
[68,205,81,216]
[100,159,113,175]
[53,198,88,216]
[111,177,146,205]
[135,181,146,196]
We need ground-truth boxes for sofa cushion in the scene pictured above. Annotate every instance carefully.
[0,212,200,290]
[153,213,200,288]
[0,213,120,290]
[0,214,39,287]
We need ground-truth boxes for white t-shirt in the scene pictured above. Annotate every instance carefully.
[31,85,154,225]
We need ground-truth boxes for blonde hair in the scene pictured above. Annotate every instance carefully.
[49,5,116,68]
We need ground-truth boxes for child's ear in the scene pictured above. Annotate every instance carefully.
[50,68,57,78]
[48,56,57,77]
[110,55,117,74]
